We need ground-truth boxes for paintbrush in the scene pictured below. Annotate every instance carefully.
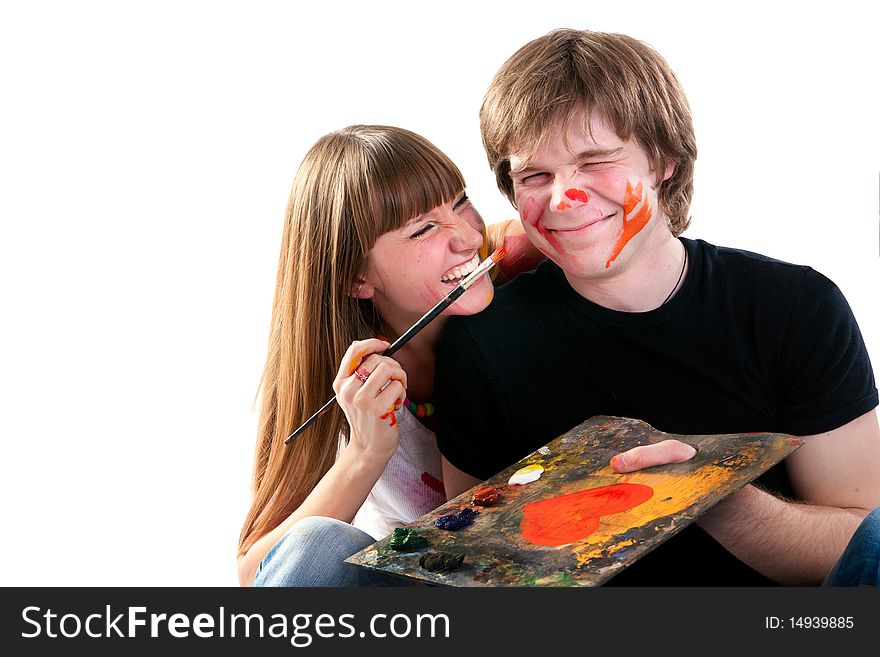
[284,246,507,445]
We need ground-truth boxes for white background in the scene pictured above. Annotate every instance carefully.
[1,0,877,586]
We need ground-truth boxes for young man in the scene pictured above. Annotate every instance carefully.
[435,29,880,585]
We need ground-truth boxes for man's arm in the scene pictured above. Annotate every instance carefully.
[698,409,880,585]
[485,219,546,285]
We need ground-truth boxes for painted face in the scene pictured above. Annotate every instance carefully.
[509,112,673,281]
[360,192,494,331]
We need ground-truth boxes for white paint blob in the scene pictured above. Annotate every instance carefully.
[508,464,544,486]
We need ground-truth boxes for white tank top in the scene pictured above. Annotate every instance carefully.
[346,405,447,540]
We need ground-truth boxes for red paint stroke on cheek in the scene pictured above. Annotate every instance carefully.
[605,180,652,268]
[521,198,563,254]
[520,198,539,228]
[556,200,572,211]
[520,483,653,546]
[565,188,589,203]
[421,472,444,495]
[538,226,562,253]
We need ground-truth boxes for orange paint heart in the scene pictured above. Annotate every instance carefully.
[520,483,654,546]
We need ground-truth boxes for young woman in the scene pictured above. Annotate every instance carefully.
[236,125,548,587]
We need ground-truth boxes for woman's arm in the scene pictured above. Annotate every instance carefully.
[485,219,546,285]
[237,338,406,586]
[237,441,389,586]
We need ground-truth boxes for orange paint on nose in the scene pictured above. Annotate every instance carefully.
[606,180,652,268]
[565,188,589,203]
[520,483,653,546]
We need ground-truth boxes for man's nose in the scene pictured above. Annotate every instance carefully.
[551,177,590,212]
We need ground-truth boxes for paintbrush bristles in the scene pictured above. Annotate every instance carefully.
[460,247,507,290]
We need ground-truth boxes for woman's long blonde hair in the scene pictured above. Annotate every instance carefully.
[238,125,465,557]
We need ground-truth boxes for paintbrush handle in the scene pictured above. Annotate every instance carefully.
[284,251,501,446]
[382,285,466,356]
[283,395,337,445]
[383,251,498,355]
[282,287,464,446]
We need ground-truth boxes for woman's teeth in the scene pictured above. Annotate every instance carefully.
[441,254,480,284]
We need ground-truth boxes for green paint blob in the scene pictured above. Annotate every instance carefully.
[389,528,428,551]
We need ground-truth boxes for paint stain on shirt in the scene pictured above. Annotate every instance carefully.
[421,472,445,495]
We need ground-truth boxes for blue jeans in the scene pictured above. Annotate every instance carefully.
[256,512,880,588]
[823,507,880,587]
[252,516,419,587]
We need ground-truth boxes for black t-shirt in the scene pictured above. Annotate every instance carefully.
[435,238,877,585]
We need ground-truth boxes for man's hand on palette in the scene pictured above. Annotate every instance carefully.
[609,440,697,473]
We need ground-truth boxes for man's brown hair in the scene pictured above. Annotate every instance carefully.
[480,28,697,235]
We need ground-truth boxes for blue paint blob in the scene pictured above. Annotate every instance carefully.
[434,508,480,531]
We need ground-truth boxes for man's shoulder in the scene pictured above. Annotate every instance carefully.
[696,238,809,273]
[692,238,825,290]
[690,239,847,326]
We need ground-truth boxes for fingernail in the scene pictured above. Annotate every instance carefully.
[610,454,625,471]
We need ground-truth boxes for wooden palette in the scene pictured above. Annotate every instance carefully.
[346,415,802,586]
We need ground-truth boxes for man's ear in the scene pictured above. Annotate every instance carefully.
[662,158,676,182]
[349,278,375,299]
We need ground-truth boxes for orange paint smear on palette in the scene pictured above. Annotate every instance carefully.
[605,180,652,268]
[556,200,572,211]
[571,453,761,565]
[520,483,653,546]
